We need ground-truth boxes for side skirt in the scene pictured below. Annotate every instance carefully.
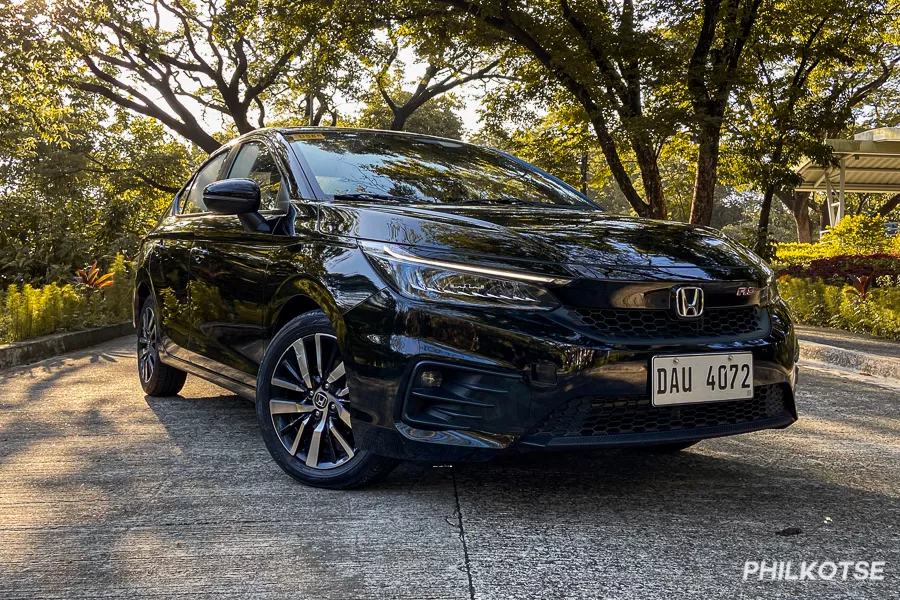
[160,352,257,402]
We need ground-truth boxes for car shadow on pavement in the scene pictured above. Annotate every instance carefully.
[4,366,898,599]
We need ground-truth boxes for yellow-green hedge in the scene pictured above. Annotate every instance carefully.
[0,255,132,343]
[779,276,900,340]
[775,214,900,267]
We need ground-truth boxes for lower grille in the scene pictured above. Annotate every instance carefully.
[526,384,788,439]
[567,306,767,341]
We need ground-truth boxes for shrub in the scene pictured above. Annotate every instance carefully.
[0,254,132,343]
[776,253,900,281]
[778,277,844,327]
[779,275,900,340]
[775,214,894,267]
[821,214,891,254]
[836,287,900,340]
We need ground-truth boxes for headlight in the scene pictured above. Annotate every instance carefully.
[760,273,780,306]
[362,244,567,311]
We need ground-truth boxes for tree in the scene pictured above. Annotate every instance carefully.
[362,25,505,131]
[0,103,192,285]
[30,0,357,152]
[726,0,900,252]
[382,0,766,223]
[353,91,466,138]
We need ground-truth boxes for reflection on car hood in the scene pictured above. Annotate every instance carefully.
[317,202,766,275]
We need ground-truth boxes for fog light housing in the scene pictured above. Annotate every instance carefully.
[420,370,443,388]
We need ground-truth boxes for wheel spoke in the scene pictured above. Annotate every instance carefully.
[315,333,324,377]
[271,377,304,392]
[291,340,314,388]
[326,361,345,384]
[336,386,350,397]
[306,417,327,468]
[289,416,310,456]
[281,360,306,389]
[329,421,355,459]
[270,400,315,415]
[334,401,352,428]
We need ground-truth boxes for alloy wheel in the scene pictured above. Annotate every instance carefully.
[269,333,356,470]
[138,307,158,382]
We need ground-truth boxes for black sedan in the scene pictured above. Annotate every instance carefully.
[134,128,799,488]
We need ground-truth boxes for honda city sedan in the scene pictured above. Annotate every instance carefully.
[134,128,799,488]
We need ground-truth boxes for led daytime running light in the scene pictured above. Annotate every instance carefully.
[382,246,569,285]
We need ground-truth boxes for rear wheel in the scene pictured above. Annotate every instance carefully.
[137,297,187,396]
[256,311,397,489]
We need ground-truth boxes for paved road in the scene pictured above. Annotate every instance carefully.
[1,338,898,599]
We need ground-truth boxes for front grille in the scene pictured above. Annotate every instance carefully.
[526,384,787,439]
[568,306,767,341]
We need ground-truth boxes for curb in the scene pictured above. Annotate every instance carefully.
[0,322,135,371]
[799,339,900,381]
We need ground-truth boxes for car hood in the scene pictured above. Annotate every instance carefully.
[317,202,768,278]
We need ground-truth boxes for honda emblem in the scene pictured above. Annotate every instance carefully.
[675,286,704,318]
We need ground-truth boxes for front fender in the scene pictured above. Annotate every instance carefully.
[264,240,388,352]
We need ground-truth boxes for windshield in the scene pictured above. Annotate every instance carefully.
[287,130,597,207]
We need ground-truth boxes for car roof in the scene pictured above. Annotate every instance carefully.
[276,126,468,145]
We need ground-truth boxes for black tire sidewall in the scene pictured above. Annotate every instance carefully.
[138,298,163,393]
[256,311,393,488]
[138,296,186,396]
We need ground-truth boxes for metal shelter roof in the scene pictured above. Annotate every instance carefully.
[794,127,900,225]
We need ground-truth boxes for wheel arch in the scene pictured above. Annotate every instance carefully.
[134,271,154,328]
[267,277,350,349]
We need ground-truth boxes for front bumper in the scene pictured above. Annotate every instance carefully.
[341,289,800,461]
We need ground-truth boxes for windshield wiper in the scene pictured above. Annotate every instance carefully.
[332,192,418,203]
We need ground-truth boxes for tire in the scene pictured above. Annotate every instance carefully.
[256,310,398,489]
[137,296,187,396]
[634,440,700,453]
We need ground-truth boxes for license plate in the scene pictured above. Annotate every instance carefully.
[651,353,753,406]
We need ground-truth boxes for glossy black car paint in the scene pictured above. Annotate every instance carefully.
[134,128,799,462]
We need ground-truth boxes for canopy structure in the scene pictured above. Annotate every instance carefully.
[794,127,900,226]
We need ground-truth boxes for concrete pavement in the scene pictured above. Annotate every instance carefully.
[1,337,898,599]
[797,326,900,382]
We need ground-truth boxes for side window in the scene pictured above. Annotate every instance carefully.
[227,142,283,210]
[181,153,228,214]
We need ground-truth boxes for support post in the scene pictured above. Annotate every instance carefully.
[837,158,846,224]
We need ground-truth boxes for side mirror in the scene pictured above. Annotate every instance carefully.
[203,178,261,215]
[202,178,271,233]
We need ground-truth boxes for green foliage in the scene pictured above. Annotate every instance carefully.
[351,92,466,139]
[778,277,846,326]
[0,255,132,343]
[0,107,191,287]
[820,215,892,255]
[774,242,838,266]
[779,276,900,339]
[775,215,895,266]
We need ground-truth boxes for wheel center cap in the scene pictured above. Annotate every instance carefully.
[313,390,329,410]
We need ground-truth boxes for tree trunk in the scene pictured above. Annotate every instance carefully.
[585,111,653,218]
[390,110,409,131]
[781,191,814,243]
[690,126,721,225]
[817,198,830,229]
[754,184,775,258]
[580,152,589,196]
[632,138,666,219]
[879,193,900,217]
